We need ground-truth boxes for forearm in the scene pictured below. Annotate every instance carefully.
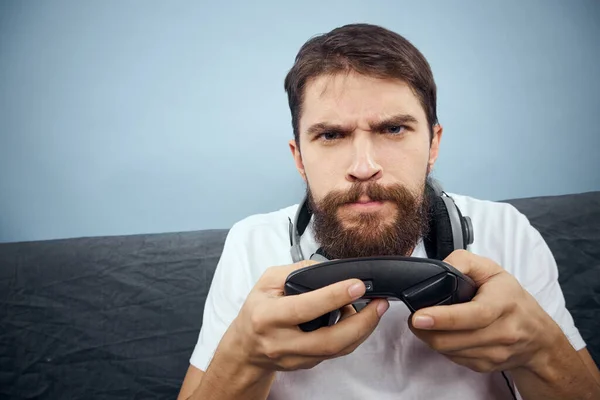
[190,335,276,400]
[511,332,600,400]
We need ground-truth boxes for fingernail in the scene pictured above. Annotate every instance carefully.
[348,282,365,299]
[377,301,389,317]
[413,315,434,329]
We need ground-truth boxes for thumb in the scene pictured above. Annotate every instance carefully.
[444,250,504,286]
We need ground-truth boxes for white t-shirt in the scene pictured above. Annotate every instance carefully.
[190,193,586,399]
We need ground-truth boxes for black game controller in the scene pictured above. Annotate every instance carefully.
[284,256,477,332]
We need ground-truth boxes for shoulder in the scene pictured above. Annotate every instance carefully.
[447,193,549,269]
[447,192,525,222]
[448,192,535,247]
[219,203,300,280]
[226,203,299,244]
[447,192,536,243]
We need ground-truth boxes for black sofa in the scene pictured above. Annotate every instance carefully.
[1,191,599,399]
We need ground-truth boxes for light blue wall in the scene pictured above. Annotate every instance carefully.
[1,0,599,243]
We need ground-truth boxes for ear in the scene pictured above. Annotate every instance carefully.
[289,139,307,182]
[428,124,443,173]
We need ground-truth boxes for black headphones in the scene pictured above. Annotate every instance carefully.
[288,178,474,262]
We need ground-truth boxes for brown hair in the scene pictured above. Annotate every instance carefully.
[284,23,438,145]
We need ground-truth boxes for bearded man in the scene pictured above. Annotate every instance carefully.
[178,23,600,400]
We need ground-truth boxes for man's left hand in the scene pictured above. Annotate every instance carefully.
[408,249,561,373]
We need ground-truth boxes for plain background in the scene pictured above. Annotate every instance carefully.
[1,0,599,243]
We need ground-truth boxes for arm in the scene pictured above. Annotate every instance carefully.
[185,331,276,400]
[511,327,600,400]
[178,261,388,399]
[177,366,204,400]
[408,250,600,400]
[508,218,600,398]
[580,349,600,387]
[177,361,274,400]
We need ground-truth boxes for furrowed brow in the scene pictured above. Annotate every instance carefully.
[370,114,419,132]
[306,122,354,137]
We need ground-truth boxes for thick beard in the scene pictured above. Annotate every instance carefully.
[307,179,430,259]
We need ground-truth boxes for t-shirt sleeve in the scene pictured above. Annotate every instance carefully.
[189,222,254,371]
[509,207,586,352]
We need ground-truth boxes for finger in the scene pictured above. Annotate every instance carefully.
[408,321,510,353]
[289,298,389,357]
[444,348,517,372]
[411,264,514,331]
[411,296,502,331]
[274,278,367,325]
[339,305,357,321]
[444,250,504,286]
[409,326,479,353]
[259,260,320,292]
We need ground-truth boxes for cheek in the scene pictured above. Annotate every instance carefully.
[378,140,430,181]
[302,152,345,196]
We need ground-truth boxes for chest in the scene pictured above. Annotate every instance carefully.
[268,303,516,399]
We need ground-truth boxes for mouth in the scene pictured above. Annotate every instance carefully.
[345,196,385,211]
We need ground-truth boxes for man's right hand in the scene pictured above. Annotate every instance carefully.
[229,259,390,371]
[191,260,389,400]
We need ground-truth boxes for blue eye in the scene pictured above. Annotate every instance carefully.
[321,131,341,140]
[386,125,405,134]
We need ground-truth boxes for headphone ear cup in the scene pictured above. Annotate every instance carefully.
[456,206,474,247]
[425,195,455,260]
[455,204,468,247]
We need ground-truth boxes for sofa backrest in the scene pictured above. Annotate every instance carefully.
[0,229,228,399]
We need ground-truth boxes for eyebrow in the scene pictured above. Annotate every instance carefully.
[306,122,352,137]
[370,114,419,132]
[305,113,419,137]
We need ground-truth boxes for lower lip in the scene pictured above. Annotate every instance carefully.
[346,201,385,210]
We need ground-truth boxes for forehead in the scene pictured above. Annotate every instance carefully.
[299,72,426,133]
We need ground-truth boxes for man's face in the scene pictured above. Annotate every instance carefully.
[289,71,442,259]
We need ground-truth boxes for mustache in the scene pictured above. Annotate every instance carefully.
[307,179,430,259]
[319,182,418,208]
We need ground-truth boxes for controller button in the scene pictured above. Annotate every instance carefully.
[436,295,453,306]
[402,273,457,310]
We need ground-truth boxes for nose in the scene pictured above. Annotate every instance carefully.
[346,136,383,183]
